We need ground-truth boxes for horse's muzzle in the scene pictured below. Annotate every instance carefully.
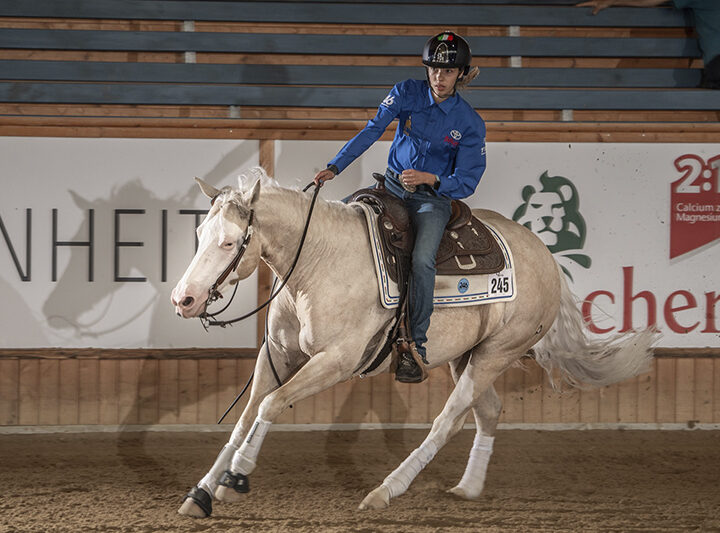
[171,285,208,318]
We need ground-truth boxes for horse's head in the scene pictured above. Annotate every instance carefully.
[171,174,262,318]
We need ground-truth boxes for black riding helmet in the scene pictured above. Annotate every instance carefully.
[422,31,472,76]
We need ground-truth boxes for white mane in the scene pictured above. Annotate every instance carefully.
[237,166,279,193]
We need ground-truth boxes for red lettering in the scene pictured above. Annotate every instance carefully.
[582,290,615,334]
[663,290,699,333]
[621,266,657,332]
[702,291,720,333]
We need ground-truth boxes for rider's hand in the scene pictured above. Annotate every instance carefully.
[314,168,336,186]
[400,169,437,188]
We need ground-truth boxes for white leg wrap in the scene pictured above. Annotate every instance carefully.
[230,417,272,476]
[456,434,494,496]
[382,439,438,499]
[199,443,239,496]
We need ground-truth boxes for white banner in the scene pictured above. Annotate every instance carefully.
[280,140,720,349]
[1,138,718,348]
[0,138,260,348]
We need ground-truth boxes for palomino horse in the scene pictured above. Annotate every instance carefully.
[171,168,654,518]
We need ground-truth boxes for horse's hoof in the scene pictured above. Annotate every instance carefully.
[358,485,390,510]
[178,486,212,518]
[447,485,481,501]
[178,498,208,518]
[215,485,243,503]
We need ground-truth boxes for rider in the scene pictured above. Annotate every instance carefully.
[314,31,487,383]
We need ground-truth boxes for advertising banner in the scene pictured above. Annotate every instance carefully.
[0,138,260,348]
[279,140,720,349]
[1,138,718,349]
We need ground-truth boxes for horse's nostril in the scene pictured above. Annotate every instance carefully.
[181,296,194,307]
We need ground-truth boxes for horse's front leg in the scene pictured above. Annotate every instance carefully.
[216,346,354,505]
[178,340,294,518]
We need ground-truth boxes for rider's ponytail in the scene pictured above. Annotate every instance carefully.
[456,66,479,90]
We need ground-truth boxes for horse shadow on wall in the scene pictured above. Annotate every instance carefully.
[42,142,258,484]
[43,141,258,345]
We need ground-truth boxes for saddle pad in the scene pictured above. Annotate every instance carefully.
[353,202,517,310]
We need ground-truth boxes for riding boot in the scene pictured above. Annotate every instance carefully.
[395,343,428,383]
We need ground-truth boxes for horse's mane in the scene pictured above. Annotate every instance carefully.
[235,166,359,224]
[237,166,278,192]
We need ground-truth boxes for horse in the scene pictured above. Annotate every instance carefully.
[171,167,654,518]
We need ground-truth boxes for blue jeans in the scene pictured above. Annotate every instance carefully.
[384,169,452,360]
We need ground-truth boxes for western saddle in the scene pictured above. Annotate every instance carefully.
[351,172,505,379]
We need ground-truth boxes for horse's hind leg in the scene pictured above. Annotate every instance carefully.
[359,349,512,510]
[447,389,500,499]
[443,356,501,500]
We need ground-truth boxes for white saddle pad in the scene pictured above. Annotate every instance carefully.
[353,202,517,310]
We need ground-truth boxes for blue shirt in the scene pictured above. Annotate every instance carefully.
[328,79,487,200]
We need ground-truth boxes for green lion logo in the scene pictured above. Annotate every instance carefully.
[512,171,591,280]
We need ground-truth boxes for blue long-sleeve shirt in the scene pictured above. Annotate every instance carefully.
[328,78,487,200]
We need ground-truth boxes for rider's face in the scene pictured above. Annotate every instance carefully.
[427,67,461,101]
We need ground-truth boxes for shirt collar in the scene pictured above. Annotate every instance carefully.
[425,85,460,114]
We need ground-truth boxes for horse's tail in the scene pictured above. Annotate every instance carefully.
[533,264,657,389]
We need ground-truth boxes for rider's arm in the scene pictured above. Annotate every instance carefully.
[436,115,487,200]
[327,83,404,174]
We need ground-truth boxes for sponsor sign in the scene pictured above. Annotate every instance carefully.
[670,154,720,258]
[0,138,260,348]
[1,139,718,348]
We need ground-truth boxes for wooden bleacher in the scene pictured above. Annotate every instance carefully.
[1,0,719,142]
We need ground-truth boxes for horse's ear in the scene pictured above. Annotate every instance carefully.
[68,190,93,210]
[194,177,220,199]
[246,177,261,205]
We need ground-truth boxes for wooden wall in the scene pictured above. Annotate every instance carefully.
[1,10,718,429]
[1,355,719,427]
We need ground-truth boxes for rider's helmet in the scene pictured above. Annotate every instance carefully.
[422,31,472,76]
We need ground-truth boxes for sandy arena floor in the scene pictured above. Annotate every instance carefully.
[1,429,719,532]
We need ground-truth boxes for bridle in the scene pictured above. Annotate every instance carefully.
[199,181,322,330]
[204,209,254,311]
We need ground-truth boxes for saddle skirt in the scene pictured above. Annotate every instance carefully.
[353,201,517,309]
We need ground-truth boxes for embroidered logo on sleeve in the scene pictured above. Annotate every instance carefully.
[381,94,395,107]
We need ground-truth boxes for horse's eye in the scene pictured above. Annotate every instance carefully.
[224,241,235,249]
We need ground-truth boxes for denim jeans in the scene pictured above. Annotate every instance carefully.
[384,169,452,360]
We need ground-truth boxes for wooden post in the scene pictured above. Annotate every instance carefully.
[257,140,275,350]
